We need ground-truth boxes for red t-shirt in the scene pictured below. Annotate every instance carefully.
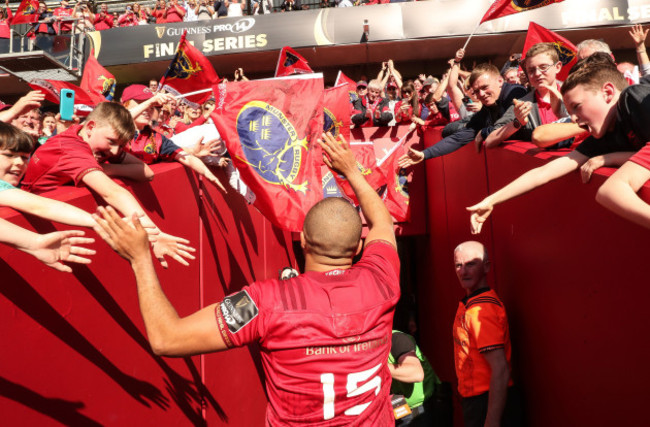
[453,288,513,398]
[393,100,413,125]
[535,90,561,126]
[21,125,102,194]
[53,6,74,33]
[93,12,114,30]
[164,5,184,22]
[0,8,12,38]
[629,142,650,171]
[125,126,183,165]
[215,240,400,426]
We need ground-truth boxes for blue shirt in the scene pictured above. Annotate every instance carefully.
[0,179,16,192]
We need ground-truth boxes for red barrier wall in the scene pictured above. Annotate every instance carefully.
[419,129,650,426]
[0,163,294,425]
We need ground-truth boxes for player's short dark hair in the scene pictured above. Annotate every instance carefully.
[561,52,628,95]
[303,197,361,259]
[85,102,136,145]
[469,63,501,87]
[0,122,34,153]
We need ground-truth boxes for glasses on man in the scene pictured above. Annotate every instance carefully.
[526,63,556,75]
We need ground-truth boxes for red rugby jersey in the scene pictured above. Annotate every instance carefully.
[21,125,102,194]
[215,240,400,426]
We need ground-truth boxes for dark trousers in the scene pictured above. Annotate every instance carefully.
[396,382,453,427]
[461,387,523,427]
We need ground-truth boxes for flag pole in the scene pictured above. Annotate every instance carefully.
[462,13,485,51]
[174,88,213,99]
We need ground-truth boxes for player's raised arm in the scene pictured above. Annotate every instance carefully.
[319,132,396,249]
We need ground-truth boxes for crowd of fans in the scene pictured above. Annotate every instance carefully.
[0,0,417,34]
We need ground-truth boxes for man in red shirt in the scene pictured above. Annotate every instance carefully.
[93,132,400,426]
[53,0,74,33]
[164,0,186,22]
[452,241,521,427]
[93,3,114,30]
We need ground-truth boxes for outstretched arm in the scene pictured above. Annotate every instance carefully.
[0,188,96,227]
[596,160,650,228]
[174,151,227,192]
[319,132,395,249]
[388,352,424,383]
[82,170,195,268]
[467,150,587,234]
[93,206,226,356]
[531,122,587,148]
[0,218,95,272]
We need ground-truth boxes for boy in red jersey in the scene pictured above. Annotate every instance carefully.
[22,102,195,268]
[93,132,400,426]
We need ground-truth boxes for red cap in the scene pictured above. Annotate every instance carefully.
[0,101,11,112]
[121,84,154,103]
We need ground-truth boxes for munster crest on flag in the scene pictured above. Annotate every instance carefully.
[275,46,313,77]
[324,85,351,142]
[211,74,324,231]
[480,0,565,24]
[159,31,219,105]
[522,22,577,81]
[81,49,117,103]
[335,70,358,103]
[11,0,39,25]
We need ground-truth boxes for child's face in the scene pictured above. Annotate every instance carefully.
[0,150,30,186]
[524,53,561,90]
[563,84,616,139]
[87,124,123,162]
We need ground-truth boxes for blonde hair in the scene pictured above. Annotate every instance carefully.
[85,102,136,144]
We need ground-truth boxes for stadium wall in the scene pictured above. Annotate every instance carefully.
[0,162,295,425]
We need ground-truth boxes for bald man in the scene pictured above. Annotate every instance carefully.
[453,241,521,427]
[93,132,399,426]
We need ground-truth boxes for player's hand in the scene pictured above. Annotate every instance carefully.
[151,231,196,269]
[580,155,605,184]
[319,132,357,177]
[397,147,424,168]
[151,92,175,106]
[513,99,532,126]
[629,24,649,49]
[466,199,494,235]
[93,206,151,264]
[25,230,95,273]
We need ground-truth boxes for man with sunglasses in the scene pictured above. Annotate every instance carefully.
[483,43,568,149]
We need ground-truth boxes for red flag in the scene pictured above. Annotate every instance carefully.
[376,134,413,222]
[480,0,565,24]
[81,49,117,103]
[11,0,39,25]
[275,46,313,77]
[324,84,351,142]
[159,31,220,106]
[332,142,386,205]
[211,75,324,232]
[522,22,577,81]
[28,79,98,115]
[335,70,358,103]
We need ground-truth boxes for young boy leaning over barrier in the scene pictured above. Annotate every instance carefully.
[20,102,195,268]
[468,52,650,233]
[0,122,95,271]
